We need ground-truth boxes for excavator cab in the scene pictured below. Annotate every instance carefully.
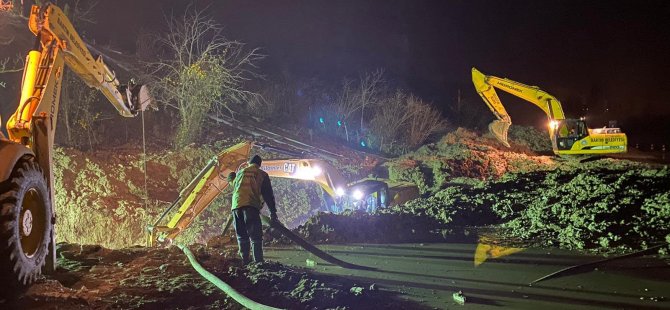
[553,119,588,150]
[345,180,389,213]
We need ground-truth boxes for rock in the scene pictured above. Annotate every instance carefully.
[452,291,466,305]
[350,286,364,296]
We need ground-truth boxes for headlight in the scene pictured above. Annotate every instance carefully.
[352,189,364,200]
[294,165,321,179]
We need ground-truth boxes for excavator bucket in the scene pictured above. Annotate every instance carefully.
[126,84,154,113]
[488,120,511,147]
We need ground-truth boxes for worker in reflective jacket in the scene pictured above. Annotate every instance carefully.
[231,155,278,264]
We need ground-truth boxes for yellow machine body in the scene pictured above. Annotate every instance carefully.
[471,68,627,155]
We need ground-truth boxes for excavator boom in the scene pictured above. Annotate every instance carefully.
[472,68,566,147]
[261,159,348,198]
[7,5,150,144]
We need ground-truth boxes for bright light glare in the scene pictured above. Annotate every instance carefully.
[352,189,364,200]
[549,120,559,130]
[294,165,322,179]
[335,187,345,197]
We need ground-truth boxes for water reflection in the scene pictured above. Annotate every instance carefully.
[474,236,525,267]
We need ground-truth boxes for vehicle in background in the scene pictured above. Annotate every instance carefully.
[472,67,627,156]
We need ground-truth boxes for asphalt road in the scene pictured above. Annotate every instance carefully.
[266,243,670,309]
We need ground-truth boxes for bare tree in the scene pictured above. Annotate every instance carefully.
[58,70,101,150]
[249,80,291,120]
[406,96,447,147]
[0,3,23,46]
[0,57,22,74]
[369,90,412,151]
[61,0,98,25]
[135,28,159,62]
[357,69,385,128]
[332,79,358,123]
[55,0,104,150]
[149,7,263,148]
[332,70,385,132]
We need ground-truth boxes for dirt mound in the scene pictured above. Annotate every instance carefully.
[52,145,221,248]
[266,209,480,245]
[7,244,224,309]
[387,162,669,254]
[51,141,336,248]
[490,166,670,252]
[385,127,557,194]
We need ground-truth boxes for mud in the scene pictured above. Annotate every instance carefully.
[2,243,422,309]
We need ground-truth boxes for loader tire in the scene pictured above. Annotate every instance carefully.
[0,158,52,297]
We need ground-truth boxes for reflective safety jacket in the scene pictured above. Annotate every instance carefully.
[231,164,277,213]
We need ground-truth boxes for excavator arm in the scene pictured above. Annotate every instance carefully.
[148,141,354,245]
[3,4,151,196]
[148,141,252,246]
[6,4,149,144]
[471,68,565,147]
[261,159,348,198]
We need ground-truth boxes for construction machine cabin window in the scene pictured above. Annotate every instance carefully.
[555,119,586,150]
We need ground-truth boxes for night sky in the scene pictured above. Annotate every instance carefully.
[8,0,670,145]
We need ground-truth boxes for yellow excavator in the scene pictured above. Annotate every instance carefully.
[472,68,627,156]
[147,141,419,246]
[0,4,150,289]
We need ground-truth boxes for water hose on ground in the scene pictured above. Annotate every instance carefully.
[221,214,375,270]
[259,215,376,271]
[177,244,283,310]
[531,242,668,284]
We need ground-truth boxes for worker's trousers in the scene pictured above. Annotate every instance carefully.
[232,206,263,264]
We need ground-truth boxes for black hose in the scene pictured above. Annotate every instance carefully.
[261,215,376,271]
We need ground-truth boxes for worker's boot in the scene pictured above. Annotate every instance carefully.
[239,241,251,265]
[251,241,263,263]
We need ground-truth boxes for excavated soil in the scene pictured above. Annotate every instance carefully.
[265,210,475,246]
[2,243,423,310]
